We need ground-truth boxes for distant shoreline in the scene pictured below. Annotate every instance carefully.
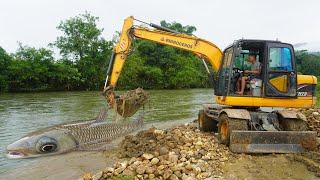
[0,87,214,94]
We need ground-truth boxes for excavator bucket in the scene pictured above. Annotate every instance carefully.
[104,88,149,118]
[230,131,318,153]
[115,88,149,118]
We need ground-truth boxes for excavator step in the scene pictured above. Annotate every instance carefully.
[230,131,317,153]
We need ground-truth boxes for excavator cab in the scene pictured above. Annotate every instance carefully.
[215,40,298,98]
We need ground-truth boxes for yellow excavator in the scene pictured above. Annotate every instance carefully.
[103,16,318,153]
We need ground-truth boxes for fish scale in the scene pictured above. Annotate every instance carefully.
[63,117,143,150]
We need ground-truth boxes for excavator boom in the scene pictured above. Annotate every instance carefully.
[105,16,222,89]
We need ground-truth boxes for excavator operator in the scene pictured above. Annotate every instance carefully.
[236,53,261,95]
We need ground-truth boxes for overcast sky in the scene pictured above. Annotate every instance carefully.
[0,0,320,54]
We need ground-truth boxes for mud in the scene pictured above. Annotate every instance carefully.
[223,154,317,180]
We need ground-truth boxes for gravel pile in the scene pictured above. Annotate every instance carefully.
[83,124,235,180]
[299,108,320,136]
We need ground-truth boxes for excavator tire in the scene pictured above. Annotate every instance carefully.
[198,110,216,132]
[218,113,248,145]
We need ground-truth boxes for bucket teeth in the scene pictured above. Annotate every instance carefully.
[230,131,317,153]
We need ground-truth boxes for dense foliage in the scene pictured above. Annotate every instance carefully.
[117,21,208,89]
[0,13,209,92]
[0,12,320,92]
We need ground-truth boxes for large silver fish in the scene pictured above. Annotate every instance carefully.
[6,110,144,159]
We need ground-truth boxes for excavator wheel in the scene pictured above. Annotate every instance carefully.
[218,113,248,145]
[198,110,217,132]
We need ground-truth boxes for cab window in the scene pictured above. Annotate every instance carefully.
[234,50,259,70]
[217,47,233,95]
[266,46,296,97]
[269,47,293,71]
[223,48,233,69]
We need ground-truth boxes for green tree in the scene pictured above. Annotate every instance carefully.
[49,59,81,90]
[300,54,320,76]
[8,44,55,91]
[117,20,209,89]
[0,47,12,91]
[52,12,113,90]
[296,50,320,76]
[160,21,197,35]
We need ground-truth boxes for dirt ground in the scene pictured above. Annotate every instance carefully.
[223,154,317,180]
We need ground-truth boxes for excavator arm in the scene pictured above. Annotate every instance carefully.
[104,16,222,91]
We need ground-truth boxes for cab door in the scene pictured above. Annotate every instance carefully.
[215,47,233,96]
[265,43,297,97]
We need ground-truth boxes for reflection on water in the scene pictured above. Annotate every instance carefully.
[0,89,213,174]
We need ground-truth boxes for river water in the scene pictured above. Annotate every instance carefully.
[0,89,213,174]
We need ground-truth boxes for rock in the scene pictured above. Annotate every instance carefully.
[92,171,103,180]
[159,147,169,155]
[149,173,155,179]
[142,153,154,160]
[151,157,160,165]
[313,112,320,117]
[104,167,114,173]
[123,169,135,177]
[114,166,126,174]
[174,170,182,178]
[169,174,179,180]
[163,169,173,179]
[154,151,160,157]
[168,153,179,163]
[195,141,203,146]
[185,164,193,171]
[181,173,193,180]
[83,173,92,180]
[136,165,146,175]
[129,157,137,164]
[180,157,187,162]
[157,165,166,170]
[154,129,164,135]
[146,166,155,174]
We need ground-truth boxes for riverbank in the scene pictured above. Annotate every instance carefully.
[2,108,320,179]
[81,108,320,180]
[0,118,194,179]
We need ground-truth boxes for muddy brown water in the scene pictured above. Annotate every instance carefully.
[0,89,213,178]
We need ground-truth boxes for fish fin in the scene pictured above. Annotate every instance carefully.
[87,122,110,128]
[94,108,107,123]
